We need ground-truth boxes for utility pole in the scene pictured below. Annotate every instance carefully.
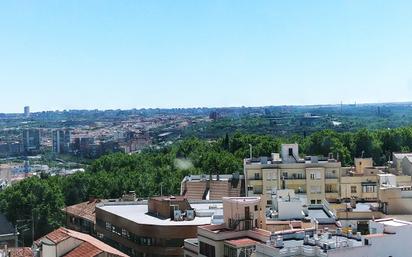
[32,210,35,243]
[160,184,163,196]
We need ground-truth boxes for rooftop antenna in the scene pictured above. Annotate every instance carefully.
[249,144,253,159]
[361,150,365,158]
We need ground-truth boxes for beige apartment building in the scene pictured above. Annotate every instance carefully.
[245,144,412,206]
[245,144,341,205]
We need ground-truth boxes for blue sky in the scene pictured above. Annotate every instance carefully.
[1,1,412,113]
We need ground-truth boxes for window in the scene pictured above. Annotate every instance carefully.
[362,185,376,193]
[122,228,130,239]
[112,225,121,236]
[326,184,335,193]
[351,186,357,193]
[140,237,152,246]
[105,222,111,231]
[311,200,316,204]
[224,245,237,257]
[317,200,322,204]
[200,241,216,257]
[288,148,293,156]
[254,173,260,180]
[282,172,288,179]
[254,205,258,211]
[310,171,321,180]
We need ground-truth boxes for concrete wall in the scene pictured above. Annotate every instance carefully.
[222,197,261,229]
[354,158,373,174]
[401,157,412,176]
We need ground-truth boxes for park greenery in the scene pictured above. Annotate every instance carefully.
[3,126,412,243]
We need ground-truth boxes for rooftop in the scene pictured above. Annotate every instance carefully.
[374,218,412,227]
[182,174,244,182]
[63,199,99,223]
[225,238,258,248]
[8,248,33,257]
[35,227,128,257]
[97,201,222,226]
[63,242,103,257]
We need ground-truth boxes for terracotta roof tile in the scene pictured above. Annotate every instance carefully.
[46,227,71,244]
[63,242,103,257]
[225,238,258,247]
[63,200,99,223]
[9,247,33,257]
[36,227,129,257]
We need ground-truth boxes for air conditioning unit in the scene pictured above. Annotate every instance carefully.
[174,210,182,221]
[186,209,195,220]
[273,236,284,248]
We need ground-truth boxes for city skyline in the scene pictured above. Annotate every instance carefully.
[1,1,412,112]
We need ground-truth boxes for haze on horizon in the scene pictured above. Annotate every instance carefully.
[1,1,412,113]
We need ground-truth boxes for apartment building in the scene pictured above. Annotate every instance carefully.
[182,196,339,257]
[245,144,341,206]
[22,129,40,153]
[63,199,99,236]
[245,144,412,206]
[52,129,71,154]
[95,196,223,257]
[183,197,270,257]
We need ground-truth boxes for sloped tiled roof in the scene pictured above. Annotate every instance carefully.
[9,247,33,257]
[63,242,103,257]
[43,227,71,244]
[36,227,129,257]
[63,199,99,223]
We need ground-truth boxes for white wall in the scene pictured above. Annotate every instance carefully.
[277,200,304,220]
[331,226,412,257]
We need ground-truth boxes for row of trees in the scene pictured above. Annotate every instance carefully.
[2,126,412,244]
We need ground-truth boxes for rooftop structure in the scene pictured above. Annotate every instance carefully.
[95,197,223,257]
[181,173,244,200]
[254,217,412,257]
[184,197,269,257]
[63,199,99,236]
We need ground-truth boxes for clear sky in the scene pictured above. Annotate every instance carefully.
[1,1,412,113]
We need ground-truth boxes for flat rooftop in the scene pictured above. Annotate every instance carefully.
[375,218,412,227]
[97,201,222,226]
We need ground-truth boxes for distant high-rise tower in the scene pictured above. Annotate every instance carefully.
[52,129,71,154]
[22,129,40,153]
[24,106,30,118]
